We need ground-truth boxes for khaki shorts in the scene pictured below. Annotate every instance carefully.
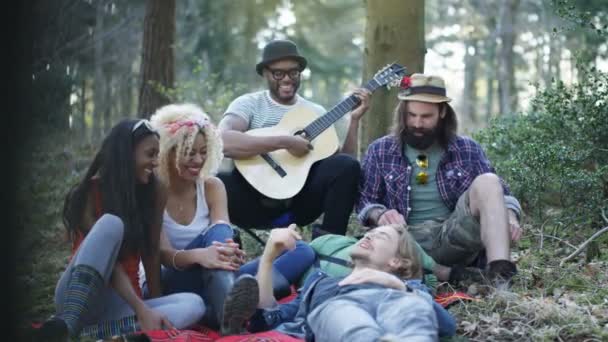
[407,190,483,266]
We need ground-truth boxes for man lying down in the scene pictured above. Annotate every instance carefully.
[222,224,456,342]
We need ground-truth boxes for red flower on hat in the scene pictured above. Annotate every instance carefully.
[400,76,412,89]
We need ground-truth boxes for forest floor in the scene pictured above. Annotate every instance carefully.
[15,134,608,341]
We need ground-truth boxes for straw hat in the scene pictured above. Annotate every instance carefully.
[397,73,451,103]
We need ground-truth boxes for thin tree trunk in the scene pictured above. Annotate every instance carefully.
[497,0,519,115]
[243,0,259,88]
[103,72,112,135]
[79,77,86,142]
[551,36,561,82]
[361,0,425,157]
[93,0,106,142]
[463,39,479,125]
[485,26,497,120]
[138,0,176,117]
[542,3,560,86]
[327,77,341,107]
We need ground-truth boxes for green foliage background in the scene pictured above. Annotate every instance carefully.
[475,67,608,236]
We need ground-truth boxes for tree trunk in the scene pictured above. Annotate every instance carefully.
[103,72,112,135]
[243,0,260,88]
[327,76,341,108]
[138,0,176,118]
[550,36,561,83]
[78,77,87,141]
[360,0,425,157]
[542,3,560,87]
[483,14,497,120]
[497,0,519,116]
[92,0,106,142]
[463,39,479,125]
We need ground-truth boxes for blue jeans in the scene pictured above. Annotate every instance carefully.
[238,240,315,284]
[250,272,456,339]
[151,223,315,296]
[307,288,438,342]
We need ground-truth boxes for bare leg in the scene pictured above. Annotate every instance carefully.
[467,173,511,262]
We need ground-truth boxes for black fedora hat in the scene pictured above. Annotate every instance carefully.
[255,39,308,76]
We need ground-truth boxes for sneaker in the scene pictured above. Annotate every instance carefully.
[485,260,517,290]
[220,274,260,336]
[36,316,69,342]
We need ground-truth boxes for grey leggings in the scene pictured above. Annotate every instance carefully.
[54,214,205,329]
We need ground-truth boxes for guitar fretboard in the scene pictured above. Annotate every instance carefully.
[303,79,380,140]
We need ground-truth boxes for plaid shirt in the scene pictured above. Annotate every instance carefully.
[357,134,512,225]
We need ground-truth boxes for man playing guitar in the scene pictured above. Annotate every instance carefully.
[218,39,370,238]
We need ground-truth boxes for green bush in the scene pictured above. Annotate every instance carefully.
[475,67,608,234]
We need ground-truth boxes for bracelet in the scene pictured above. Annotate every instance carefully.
[172,249,185,271]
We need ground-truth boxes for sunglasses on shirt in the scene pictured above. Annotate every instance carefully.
[415,154,429,185]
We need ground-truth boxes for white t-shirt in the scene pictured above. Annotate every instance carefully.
[223,90,349,143]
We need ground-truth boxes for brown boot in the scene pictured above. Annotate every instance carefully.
[448,265,485,286]
[485,260,517,290]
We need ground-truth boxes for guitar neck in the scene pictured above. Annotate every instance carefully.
[303,79,380,140]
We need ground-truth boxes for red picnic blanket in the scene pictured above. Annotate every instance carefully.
[144,328,302,342]
[32,290,474,341]
[140,291,475,342]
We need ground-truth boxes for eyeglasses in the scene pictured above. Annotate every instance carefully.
[267,68,301,81]
[415,154,428,185]
[132,119,156,133]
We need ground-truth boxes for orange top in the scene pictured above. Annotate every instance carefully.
[71,179,142,298]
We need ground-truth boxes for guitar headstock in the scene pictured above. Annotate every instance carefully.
[372,63,407,89]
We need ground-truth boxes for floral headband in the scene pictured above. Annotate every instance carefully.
[164,118,210,135]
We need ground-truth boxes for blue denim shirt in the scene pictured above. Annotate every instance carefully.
[249,271,456,339]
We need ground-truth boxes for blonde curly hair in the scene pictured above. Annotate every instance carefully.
[150,103,223,186]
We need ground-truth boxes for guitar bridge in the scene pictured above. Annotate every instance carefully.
[261,153,287,177]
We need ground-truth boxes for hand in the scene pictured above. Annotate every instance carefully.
[264,224,302,260]
[223,238,247,266]
[192,242,243,271]
[338,267,405,290]
[377,209,406,226]
[284,135,313,158]
[507,210,522,242]
[349,88,371,121]
[136,306,175,332]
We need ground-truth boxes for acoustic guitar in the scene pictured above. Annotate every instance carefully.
[234,63,407,199]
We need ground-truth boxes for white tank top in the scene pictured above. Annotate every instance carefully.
[139,180,211,288]
[163,180,211,250]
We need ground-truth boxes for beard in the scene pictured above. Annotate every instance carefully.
[403,125,439,150]
[268,78,300,104]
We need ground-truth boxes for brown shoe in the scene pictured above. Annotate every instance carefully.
[485,260,517,290]
[448,265,485,286]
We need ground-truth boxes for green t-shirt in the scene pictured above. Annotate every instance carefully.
[300,234,439,292]
[405,143,451,225]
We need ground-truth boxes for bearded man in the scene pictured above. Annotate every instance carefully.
[357,73,523,288]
